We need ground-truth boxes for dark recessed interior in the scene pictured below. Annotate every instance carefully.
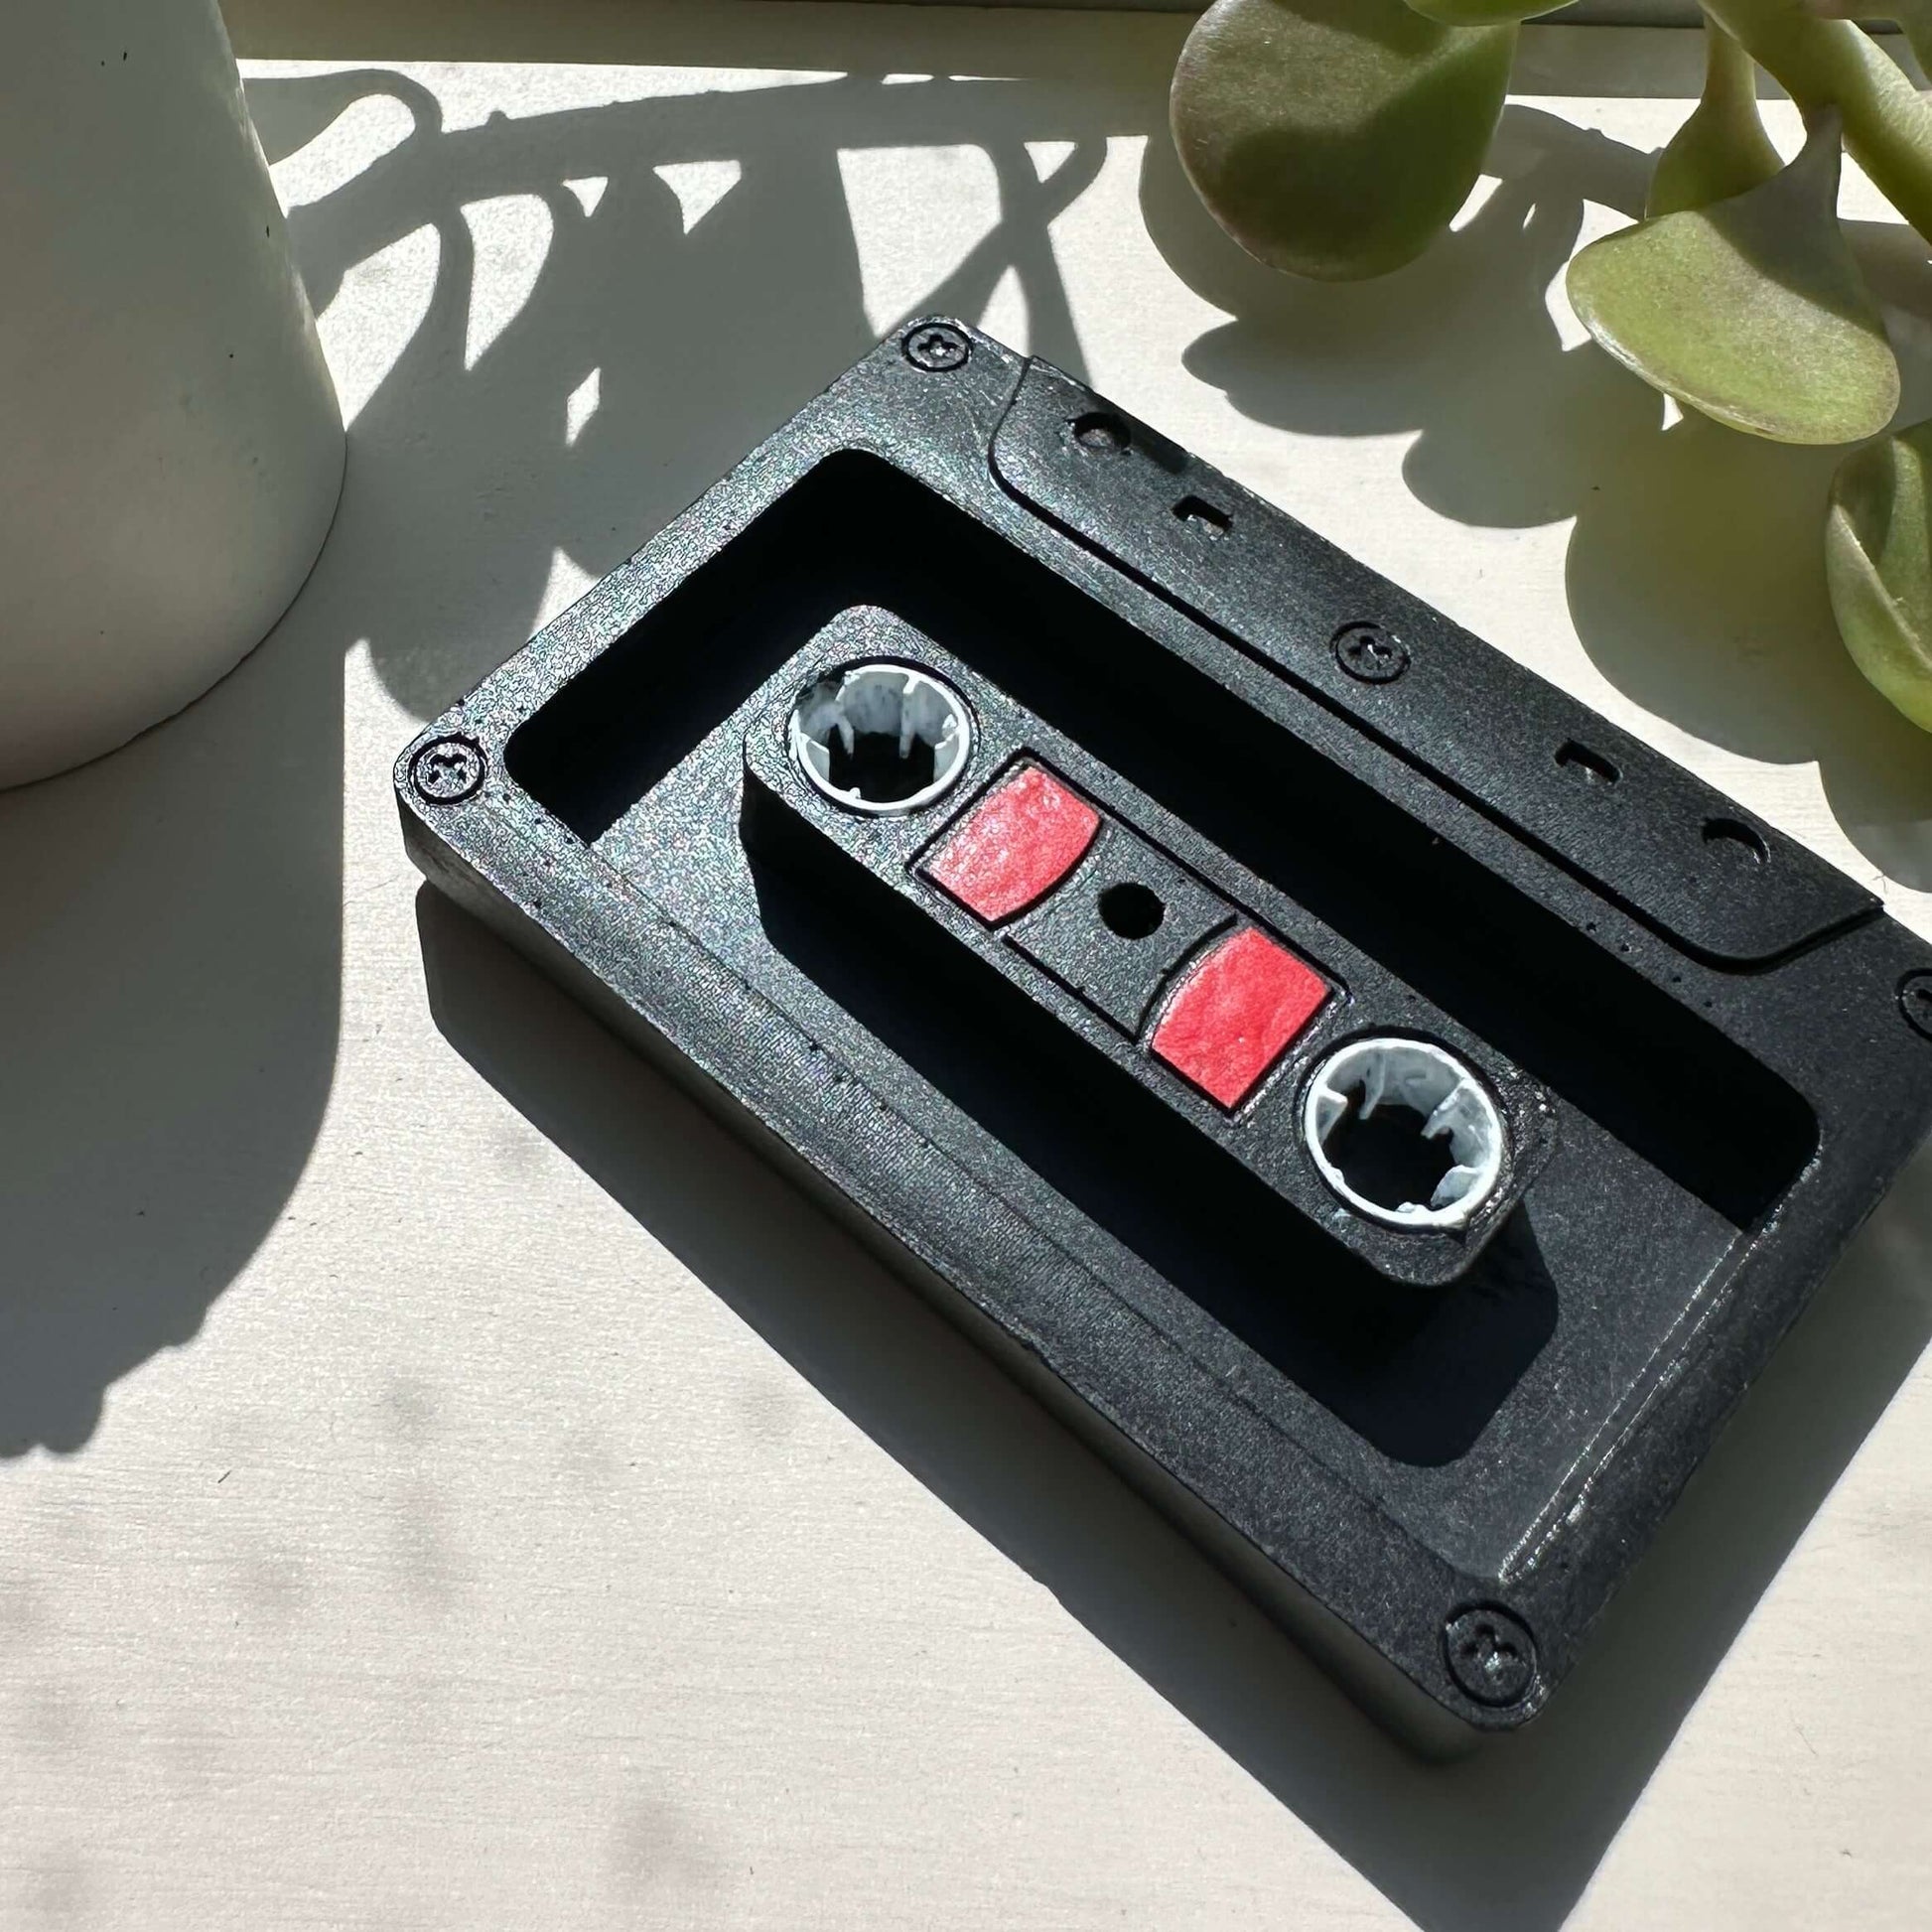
[1173,493,1231,540]
[740,771,1555,1466]
[1318,1097,1458,1214]
[1704,816,1769,867]
[1069,411,1129,455]
[496,445,1830,1505]
[506,450,1816,1240]
[1556,740,1619,787]
[1099,881,1165,939]
[827,728,933,805]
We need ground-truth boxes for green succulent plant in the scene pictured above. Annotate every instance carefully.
[1568,109,1899,445]
[1170,0,1932,732]
[1830,419,1932,729]
[1169,0,1517,280]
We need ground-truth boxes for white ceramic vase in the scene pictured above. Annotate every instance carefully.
[0,0,345,788]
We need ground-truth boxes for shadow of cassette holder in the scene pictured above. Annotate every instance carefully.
[395,319,1932,1751]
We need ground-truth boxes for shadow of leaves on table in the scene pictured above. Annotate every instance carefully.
[302,57,1932,1932]
[6,41,1928,1932]
[258,64,1101,718]
[0,62,1103,1453]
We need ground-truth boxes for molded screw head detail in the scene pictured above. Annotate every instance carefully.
[411,737,485,804]
[902,323,971,373]
[1334,622,1410,685]
[1071,411,1130,455]
[1900,970,1932,1041]
[1443,1604,1538,1709]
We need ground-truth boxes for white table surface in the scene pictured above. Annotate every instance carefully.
[4,6,1931,1927]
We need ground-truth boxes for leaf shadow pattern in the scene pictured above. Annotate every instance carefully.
[265,54,1932,1932]
[4,44,1926,1932]
[0,62,1106,1457]
[252,66,1106,719]
[1152,101,1932,887]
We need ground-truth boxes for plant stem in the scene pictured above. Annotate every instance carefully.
[1648,14,1783,214]
[1705,9,1762,117]
[1701,0,1932,238]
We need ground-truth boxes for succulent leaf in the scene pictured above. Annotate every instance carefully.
[1567,111,1899,444]
[1170,0,1517,282]
[1702,0,1932,244]
[1828,420,1932,731]
[1647,19,1782,218]
[1809,1,1932,91]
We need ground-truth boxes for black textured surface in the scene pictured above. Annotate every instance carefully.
[397,322,1932,1745]
[1006,821,1230,1035]
[742,611,1555,1290]
[990,359,1875,969]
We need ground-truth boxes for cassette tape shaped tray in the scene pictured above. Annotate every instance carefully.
[397,322,1932,1750]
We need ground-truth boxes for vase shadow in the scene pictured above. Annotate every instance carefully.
[0,579,344,1452]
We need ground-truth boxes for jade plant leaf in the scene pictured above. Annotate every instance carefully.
[1566,111,1899,444]
[1811,1,1932,87]
[1646,20,1782,218]
[1170,0,1517,282]
[1828,420,1932,730]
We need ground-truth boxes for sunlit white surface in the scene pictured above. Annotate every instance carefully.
[836,142,1005,337]
[653,158,744,232]
[0,14,1928,1932]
